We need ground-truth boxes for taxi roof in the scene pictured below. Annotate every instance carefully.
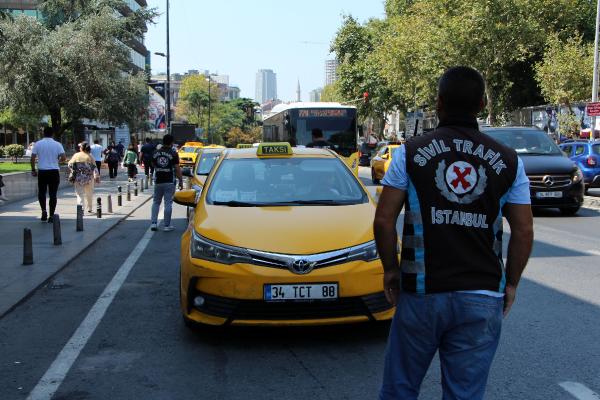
[201,147,225,154]
[224,146,337,159]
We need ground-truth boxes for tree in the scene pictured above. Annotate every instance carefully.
[0,2,155,137]
[535,34,593,109]
[321,82,343,102]
[177,74,219,128]
[225,126,262,148]
[4,144,25,163]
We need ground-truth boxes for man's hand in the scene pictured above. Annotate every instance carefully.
[31,170,37,177]
[383,269,401,306]
[503,284,517,317]
[178,181,183,191]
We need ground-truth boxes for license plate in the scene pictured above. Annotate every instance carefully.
[536,191,563,198]
[264,283,338,301]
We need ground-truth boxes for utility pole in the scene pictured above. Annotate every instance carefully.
[207,74,212,144]
[165,0,171,132]
[591,0,600,141]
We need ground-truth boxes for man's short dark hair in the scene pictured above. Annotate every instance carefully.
[145,137,151,143]
[163,134,174,145]
[43,126,53,137]
[438,66,485,115]
[94,139,99,144]
[311,128,324,138]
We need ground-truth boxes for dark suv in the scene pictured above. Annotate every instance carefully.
[559,140,600,193]
[482,127,585,215]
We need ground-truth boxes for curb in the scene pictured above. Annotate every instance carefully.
[0,195,153,319]
[583,196,600,210]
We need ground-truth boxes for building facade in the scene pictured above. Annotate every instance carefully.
[325,59,339,86]
[309,88,323,102]
[255,69,277,105]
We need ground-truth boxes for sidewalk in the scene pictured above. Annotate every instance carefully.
[0,168,153,318]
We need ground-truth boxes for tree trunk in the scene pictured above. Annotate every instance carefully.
[486,85,496,125]
[50,108,62,138]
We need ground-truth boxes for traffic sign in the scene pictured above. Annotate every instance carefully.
[587,102,600,116]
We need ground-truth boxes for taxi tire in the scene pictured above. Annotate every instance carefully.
[371,169,380,185]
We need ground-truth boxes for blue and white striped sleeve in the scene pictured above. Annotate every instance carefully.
[381,145,408,191]
[505,157,530,205]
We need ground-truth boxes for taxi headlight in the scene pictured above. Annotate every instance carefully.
[346,241,379,262]
[571,167,583,184]
[191,232,251,264]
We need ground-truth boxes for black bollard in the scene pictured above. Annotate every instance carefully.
[76,205,84,231]
[107,195,113,213]
[145,175,149,189]
[53,214,62,245]
[117,186,122,207]
[134,181,138,196]
[127,184,131,201]
[140,179,144,193]
[23,228,33,265]
[96,197,102,218]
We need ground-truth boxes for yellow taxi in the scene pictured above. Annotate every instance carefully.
[185,146,226,187]
[178,141,204,168]
[174,142,394,327]
[370,144,402,184]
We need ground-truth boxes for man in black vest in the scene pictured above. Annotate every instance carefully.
[150,134,183,232]
[374,67,533,399]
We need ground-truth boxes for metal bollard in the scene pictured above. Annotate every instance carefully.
[107,195,113,213]
[96,197,102,218]
[140,179,144,193]
[145,175,149,189]
[52,214,62,245]
[117,186,122,207]
[149,174,153,186]
[134,181,138,196]
[127,184,131,201]
[23,228,33,265]
[76,205,84,231]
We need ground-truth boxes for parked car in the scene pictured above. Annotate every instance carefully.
[559,140,600,193]
[482,127,585,215]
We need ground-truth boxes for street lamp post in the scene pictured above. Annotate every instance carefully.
[592,0,600,141]
[165,0,171,132]
[207,74,212,144]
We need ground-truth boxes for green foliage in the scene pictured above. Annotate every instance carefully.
[225,126,262,148]
[0,107,42,131]
[535,34,593,106]
[178,74,218,127]
[4,144,25,163]
[0,146,5,158]
[557,112,581,137]
[321,83,343,102]
[0,2,155,137]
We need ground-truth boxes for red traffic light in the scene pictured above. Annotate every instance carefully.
[363,91,369,104]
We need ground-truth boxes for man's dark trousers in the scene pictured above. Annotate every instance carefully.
[37,169,60,216]
[380,292,503,400]
[95,161,102,174]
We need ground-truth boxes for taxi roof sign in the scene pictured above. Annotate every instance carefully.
[236,143,253,149]
[257,142,293,156]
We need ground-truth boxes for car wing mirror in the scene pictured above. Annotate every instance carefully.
[174,189,197,207]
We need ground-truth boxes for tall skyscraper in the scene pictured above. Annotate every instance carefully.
[296,79,301,102]
[255,69,277,104]
[325,59,339,86]
[309,88,323,102]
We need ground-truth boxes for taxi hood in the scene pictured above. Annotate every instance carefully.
[194,203,375,254]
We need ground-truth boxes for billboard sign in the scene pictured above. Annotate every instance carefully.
[586,102,600,117]
[148,83,166,131]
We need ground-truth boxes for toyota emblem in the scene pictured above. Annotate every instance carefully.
[542,175,554,187]
[288,259,317,275]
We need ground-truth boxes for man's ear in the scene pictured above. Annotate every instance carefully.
[436,96,443,114]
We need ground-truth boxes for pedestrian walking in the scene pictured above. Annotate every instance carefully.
[139,137,156,178]
[116,140,125,160]
[0,174,7,202]
[90,140,104,175]
[104,145,120,179]
[374,67,534,400]
[123,144,138,182]
[150,134,183,232]
[68,142,99,214]
[30,127,67,223]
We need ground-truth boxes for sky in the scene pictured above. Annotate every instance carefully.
[145,0,385,102]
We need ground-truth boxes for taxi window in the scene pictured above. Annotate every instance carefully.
[180,146,200,153]
[206,158,367,206]
[196,152,221,175]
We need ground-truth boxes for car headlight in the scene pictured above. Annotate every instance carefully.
[346,240,379,262]
[572,167,583,184]
[191,231,252,264]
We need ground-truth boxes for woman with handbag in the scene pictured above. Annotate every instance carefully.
[123,144,139,182]
[104,145,120,179]
[68,142,99,214]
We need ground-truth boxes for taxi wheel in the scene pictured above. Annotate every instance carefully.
[372,169,380,185]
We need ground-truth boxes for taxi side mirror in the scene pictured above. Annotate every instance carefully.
[182,168,193,177]
[174,189,197,207]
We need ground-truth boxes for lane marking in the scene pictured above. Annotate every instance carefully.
[560,382,600,400]
[26,229,154,400]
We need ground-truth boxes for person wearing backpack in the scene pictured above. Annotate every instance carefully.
[123,144,138,182]
[104,145,120,179]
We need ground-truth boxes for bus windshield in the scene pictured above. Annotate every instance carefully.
[289,108,357,157]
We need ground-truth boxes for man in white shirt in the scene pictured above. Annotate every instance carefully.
[90,140,104,175]
[30,127,67,223]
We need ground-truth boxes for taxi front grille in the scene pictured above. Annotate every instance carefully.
[528,174,572,189]
[193,291,391,321]
[246,248,356,271]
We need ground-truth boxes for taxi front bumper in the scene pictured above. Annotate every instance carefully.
[180,233,394,326]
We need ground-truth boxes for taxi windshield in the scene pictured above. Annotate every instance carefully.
[196,152,221,175]
[206,158,368,206]
[180,146,201,153]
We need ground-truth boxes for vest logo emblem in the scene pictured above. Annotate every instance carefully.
[435,160,488,204]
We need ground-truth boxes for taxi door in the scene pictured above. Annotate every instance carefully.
[370,146,389,184]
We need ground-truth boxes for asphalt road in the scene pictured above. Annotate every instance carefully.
[1,169,599,400]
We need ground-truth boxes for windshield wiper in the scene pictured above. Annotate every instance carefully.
[282,199,359,205]
[212,200,263,207]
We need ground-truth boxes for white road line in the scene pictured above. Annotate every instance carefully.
[26,229,154,400]
[560,382,600,400]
